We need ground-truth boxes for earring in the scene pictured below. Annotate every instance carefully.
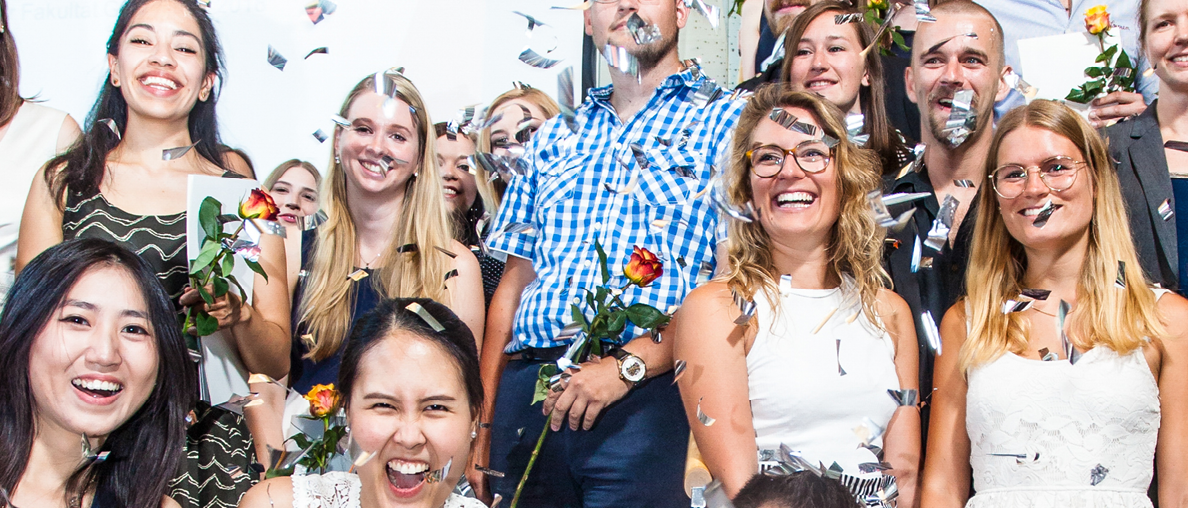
[199,89,209,102]
[335,154,341,165]
[110,76,120,88]
[470,430,477,439]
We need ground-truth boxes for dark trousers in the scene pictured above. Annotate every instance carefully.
[488,358,690,508]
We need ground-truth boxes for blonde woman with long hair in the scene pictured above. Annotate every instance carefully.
[475,85,560,211]
[922,100,1188,507]
[289,70,484,394]
[671,88,920,503]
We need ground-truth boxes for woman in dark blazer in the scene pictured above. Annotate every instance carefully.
[1105,0,1187,294]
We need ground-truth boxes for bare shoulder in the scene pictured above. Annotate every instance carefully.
[1157,291,1188,333]
[681,280,735,313]
[875,288,912,324]
[160,495,183,508]
[240,476,295,508]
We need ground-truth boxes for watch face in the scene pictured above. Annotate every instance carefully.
[621,356,646,383]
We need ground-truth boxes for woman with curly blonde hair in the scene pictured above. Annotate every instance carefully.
[922,100,1188,507]
[671,87,919,504]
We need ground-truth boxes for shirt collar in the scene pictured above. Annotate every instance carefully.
[587,67,705,104]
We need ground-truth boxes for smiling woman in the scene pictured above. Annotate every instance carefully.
[241,298,485,508]
[0,239,194,508]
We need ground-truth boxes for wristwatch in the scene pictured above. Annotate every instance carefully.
[609,348,646,386]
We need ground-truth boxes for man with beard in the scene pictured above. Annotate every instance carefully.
[466,1,745,507]
[883,0,1010,444]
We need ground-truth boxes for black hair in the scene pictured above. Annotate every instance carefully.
[44,0,227,207]
[0,238,196,508]
[733,472,861,508]
[338,297,482,416]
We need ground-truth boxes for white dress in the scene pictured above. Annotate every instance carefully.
[964,300,1163,507]
[748,277,900,500]
[0,102,69,293]
[291,472,488,508]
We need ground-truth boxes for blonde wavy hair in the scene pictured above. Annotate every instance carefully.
[961,100,1163,372]
[724,87,888,328]
[298,71,455,361]
[476,86,561,211]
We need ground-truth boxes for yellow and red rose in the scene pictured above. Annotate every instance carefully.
[239,188,280,221]
[623,246,663,287]
[1084,5,1111,35]
[304,383,340,418]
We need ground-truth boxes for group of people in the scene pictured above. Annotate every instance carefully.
[0,0,1186,507]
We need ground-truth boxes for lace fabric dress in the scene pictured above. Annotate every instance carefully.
[291,472,487,508]
[965,345,1160,507]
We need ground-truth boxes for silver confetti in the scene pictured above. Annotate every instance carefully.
[331,114,351,128]
[502,222,537,235]
[910,236,922,273]
[926,33,979,56]
[990,451,1040,463]
[696,397,716,426]
[1031,199,1063,228]
[1090,463,1109,486]
[709,178,756,223]
[835,338,846,376]
[1059,300,1081,365]
[954,179,975,188]
[1022,288,1052,300]
[1158,199,1174,221]
[914,0,937,22]
[216,393,263,415]
[1115,261,1127,289]
[99,118,121,140]
[518,48,562,69]
[941,89,977,148]
[690,80,722,108]
[732,289,757,325]
[550,0,592,10]
[1002,299,1033,314]
[626,12,662,45]
[845,113,868,146]
[1005,71,1038,100]
[424,458,453,484]
[672,359,687,384]
[858,461,893,473]
[768,108,819,137]
[475,465,505,478]
[881,191,932,207]
[602,44,640,79]
[298,210,328,231]
[312,129,328,143]
[690,486,706,508]
[853,417,885,448]
[921,310,941,355]
[925,195,960,251]
[162,143,198,161]
[304,47,328,59]
[1039,347,1058,361]
[686,0,720,29]
[266,45,287,71]
[406,302,445,332]
[512,10,548,31]
[887,388,918,407]
[834,12,863,24]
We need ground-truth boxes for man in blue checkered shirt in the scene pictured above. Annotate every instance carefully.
[466,1,745,506]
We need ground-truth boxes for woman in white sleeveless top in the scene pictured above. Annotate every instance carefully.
[921,100,1188,507]
[0,2,81,293]
[240,298,486,508]
[672,88,920,505]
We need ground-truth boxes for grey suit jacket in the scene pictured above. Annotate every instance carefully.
[1105,103,1180,290]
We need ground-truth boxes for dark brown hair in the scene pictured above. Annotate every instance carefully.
[782,1,908,176]
[0,0,23,127]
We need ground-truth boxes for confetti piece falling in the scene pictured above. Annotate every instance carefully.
[407,302,446,332]
[1022,288,1052,300]
[921,310,941,355]
[834,12,863,24]
[954,179,975,188]
[475,465,506,478]
[518,48,562,69]
[266,45,287,71]
[312,129,328,143]
[424,457,453,484]
[731,289,757,325]
[887,388,918,407]
[687,0,720,29]
[672,359,687,384]
[1158,199,1174,221]
[914,0,937,22]
[696,397,716,426]
[1090,463,1109,486]
[304,47,328,59]
[162,143,198,161]
[626,12,662,45]
[925,195,960,251]
[1115,261,1127,289]
[941,89,977,148]
[99,118,121,140]
[1031,199,1063,228]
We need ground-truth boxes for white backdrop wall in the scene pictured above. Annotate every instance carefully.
[8,0,585,175]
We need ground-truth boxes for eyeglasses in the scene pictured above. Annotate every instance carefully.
[989,156,1084,199]
[745,141,833,178]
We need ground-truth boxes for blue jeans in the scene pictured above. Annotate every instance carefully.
[488,358,690,508]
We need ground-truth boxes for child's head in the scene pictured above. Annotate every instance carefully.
[732,472,860,508]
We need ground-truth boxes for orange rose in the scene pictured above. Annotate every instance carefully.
[868,0,888,10]
[239,188,280,221]
[304,383,340,418]
[1084,5,1110,35]
[623,246,663,287]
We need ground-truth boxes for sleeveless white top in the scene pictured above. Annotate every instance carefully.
[964,292,1165,508]
[748,277,900,478]
[291,472,487,508]
[0,102,69,289]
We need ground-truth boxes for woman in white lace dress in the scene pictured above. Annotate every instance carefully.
[240,298,487,508]
[921,100,1188,507]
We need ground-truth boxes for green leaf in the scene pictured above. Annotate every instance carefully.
[226,274,248,301]
[531,365,558,405]
[595,287,609,308]
[221,254,234,278]
[591,339,604,357]
[626,303,669,329]
[197,284,215,306]
[217,213,238,224]
[891,30,909,52]
[293,433,312,449]
[199,197,223,241]
[607,311,627,335]
[265,466,294,479]
[1099,44,1117,64]
[245,258,269,282]
[595,240,610,285]
[570,304,590,331]
[190,239,222,274]
[195,310,218,336]
[212,277,229,298]
[589,314,607,341]
[1084,66,1105,78]
[1115,49,1132,71]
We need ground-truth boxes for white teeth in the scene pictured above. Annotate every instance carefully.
[807,80,833,89]
[776,191,814,206]
[141,76,178,90]
[443,188,458,196]
[1172,56,1188,62]
[72,378,123,393]
[360,161,383,173]
[386,460,429,475]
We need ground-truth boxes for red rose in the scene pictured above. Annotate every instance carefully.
[623,246,663,287]
[239,188,280,221]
